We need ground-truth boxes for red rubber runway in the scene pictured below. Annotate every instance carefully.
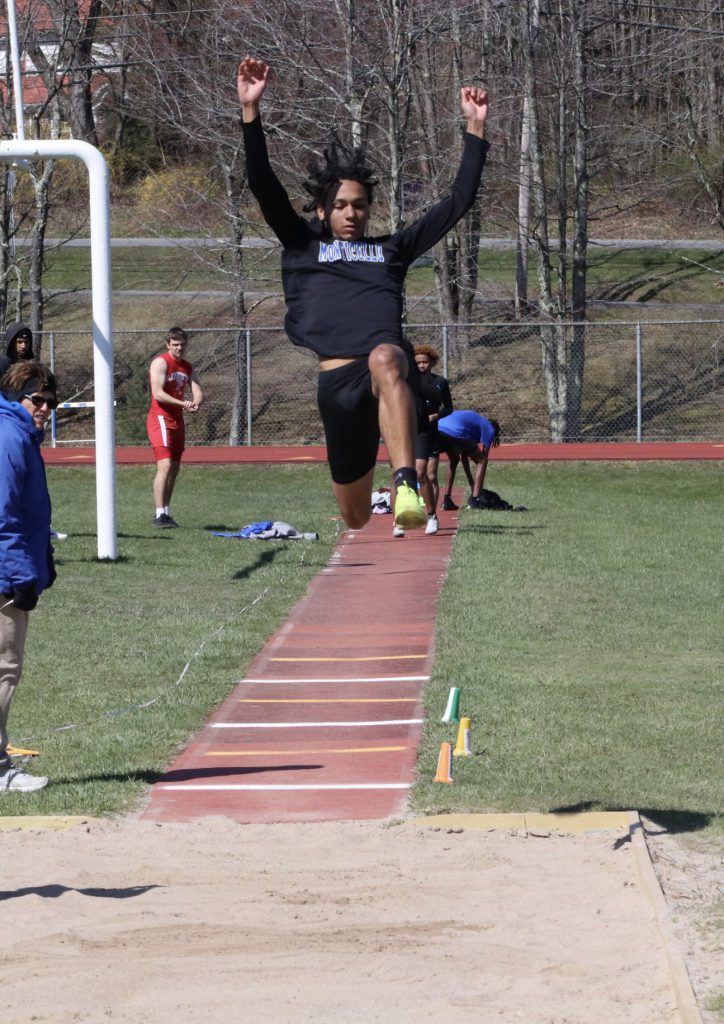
[141,510,458,824]
[43,441,723,466]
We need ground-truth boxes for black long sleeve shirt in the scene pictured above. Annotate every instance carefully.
[420,372,454,421]
[242,116,489,359]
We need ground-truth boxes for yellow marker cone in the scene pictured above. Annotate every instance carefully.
[441,686,460,723]
[6,745,40,757]
[433,741,454,783]
[453,717,472,757]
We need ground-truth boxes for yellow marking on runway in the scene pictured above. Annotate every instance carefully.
[270,654,426,662]
[205,745,408,757]
[238,697,416,703]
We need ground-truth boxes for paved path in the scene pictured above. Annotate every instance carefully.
[141,509,458,824]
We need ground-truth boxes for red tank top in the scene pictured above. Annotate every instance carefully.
[149,352,193,421]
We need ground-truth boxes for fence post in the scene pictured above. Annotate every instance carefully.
[442,323,449,379]
[246,328,252,446]
[636,322,643,442]
[49,331,57,447]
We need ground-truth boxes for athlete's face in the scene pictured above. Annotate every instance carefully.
[415,354,432,374]
[14,334,31,358]
[318,180,370,242]
[166,338,188,359]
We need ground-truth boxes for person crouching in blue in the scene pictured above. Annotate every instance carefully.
[0,359,58,792]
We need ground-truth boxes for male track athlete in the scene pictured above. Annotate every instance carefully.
[437,409,501,508]
[146,327,203,528]
[237,55,489,533]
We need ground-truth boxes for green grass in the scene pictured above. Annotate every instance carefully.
[3,462,722,841]
[412,461,723,836]
[3,464,339,815]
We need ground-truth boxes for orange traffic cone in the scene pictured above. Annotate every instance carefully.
[433,741,454,783]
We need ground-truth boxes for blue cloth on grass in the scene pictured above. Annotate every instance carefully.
[210,520,273,538]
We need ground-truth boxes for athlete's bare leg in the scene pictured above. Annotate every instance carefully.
[416,458,435,514]
[369,344,416,472]
[442,452,459,501]
[327,344,417,530]
[153,458,181,508]
[331,467,376,530]
[427,455,440,510]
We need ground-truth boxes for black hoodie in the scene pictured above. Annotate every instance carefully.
[0,322,35,379]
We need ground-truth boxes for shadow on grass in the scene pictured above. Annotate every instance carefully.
[56,552,137,564]
[0,883,161,902]
[233,547,283,580]
[460,522,544,536]
[551,800,714,834]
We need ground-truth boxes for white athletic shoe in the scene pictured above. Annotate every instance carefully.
[0,760,48,792]
[392,525,405,538]
[425,515,439,535]
[50,527,68,541]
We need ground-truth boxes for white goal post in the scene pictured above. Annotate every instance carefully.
[0,137,118,561]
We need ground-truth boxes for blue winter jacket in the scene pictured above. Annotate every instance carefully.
[0,392,53,596]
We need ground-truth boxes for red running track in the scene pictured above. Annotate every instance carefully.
[43,441,723,466]
[141,508,459,824]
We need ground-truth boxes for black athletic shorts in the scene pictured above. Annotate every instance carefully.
[317,345,420,485]
[438,432,480,458]
[415,428,441,461]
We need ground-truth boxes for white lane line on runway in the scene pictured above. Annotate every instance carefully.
[240,676,429,683]
[210,719,424,728]
[158,783,412,791]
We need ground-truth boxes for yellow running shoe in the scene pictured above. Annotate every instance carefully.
[394,482,427,530]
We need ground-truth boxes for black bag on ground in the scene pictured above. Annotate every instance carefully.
[469,489,528,512]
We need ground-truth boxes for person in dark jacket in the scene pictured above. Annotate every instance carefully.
[237,55,489,534]
[0,322,34,378]
[415,344,454,536]
[0,359,57,792]
[0,323,68,541]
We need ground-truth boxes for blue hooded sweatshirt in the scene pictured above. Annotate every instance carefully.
[0,392,53,596]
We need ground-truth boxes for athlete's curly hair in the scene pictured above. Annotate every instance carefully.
[302,137,378,214]
[489,418,501,448]
[414,344,440,366]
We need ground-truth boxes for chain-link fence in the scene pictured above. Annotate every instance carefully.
[44,320,724,446]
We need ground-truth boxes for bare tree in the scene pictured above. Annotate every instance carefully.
[21,0,106,145]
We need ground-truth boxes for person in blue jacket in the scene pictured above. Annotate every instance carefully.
[0,359,57,792]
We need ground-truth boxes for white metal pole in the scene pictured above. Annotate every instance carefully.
[49,331,57,447]
[5,0,26,141]
[636,322,643,443]
[0,138,117,559]
[246,328,252,445]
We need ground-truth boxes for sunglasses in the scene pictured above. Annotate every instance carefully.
[24,393,58,410]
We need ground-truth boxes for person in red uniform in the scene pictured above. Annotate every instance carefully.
[146,327,203,528]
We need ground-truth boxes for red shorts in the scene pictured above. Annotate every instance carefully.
[147,411,185,461]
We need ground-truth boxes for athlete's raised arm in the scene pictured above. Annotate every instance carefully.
[238,56,269,123]
[238,56,309,247]
[459,86,488,140]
